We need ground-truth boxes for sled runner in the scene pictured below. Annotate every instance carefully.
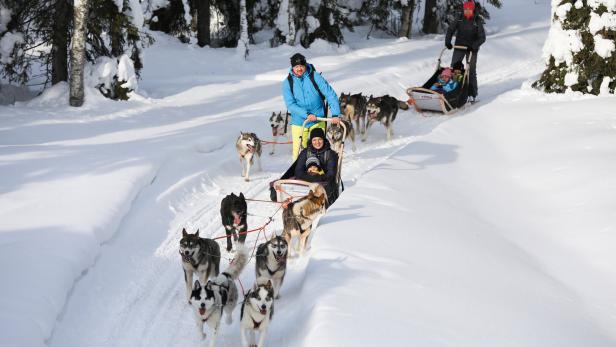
[406,45,472,115]
[270,117,347,207]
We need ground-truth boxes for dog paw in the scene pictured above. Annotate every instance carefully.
[269,151,274,155]
[244,178,250,182]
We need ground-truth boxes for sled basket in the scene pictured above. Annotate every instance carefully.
[406,46,471,114]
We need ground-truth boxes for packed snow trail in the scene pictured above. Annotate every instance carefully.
[46,6,557,347]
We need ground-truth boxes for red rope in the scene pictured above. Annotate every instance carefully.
[261,140,292,145]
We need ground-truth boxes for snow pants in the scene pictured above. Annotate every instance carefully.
[452,48,479,98]
[291,121,326,160]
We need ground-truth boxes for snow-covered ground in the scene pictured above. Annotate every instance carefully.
[1,1,616,346]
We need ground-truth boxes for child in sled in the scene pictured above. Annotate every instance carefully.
[430,68,458,94]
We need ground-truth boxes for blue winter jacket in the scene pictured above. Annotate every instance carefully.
[282,64,341,128]
[430,77,458,93]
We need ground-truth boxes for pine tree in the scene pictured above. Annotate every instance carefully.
[535,0,616,94]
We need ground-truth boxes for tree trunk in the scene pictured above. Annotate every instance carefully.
[51,0,71,85]
[197,0,210,47]
[287,0,296,45]
[237,0,249,58]
[422,0,438,34]
[69,0,89,107]
[399,0,415,39]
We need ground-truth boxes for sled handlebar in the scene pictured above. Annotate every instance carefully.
[437,45,472,71]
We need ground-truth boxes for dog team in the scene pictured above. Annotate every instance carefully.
[179,182,327,346]
[179,53,405,346]
[235,53,408,182]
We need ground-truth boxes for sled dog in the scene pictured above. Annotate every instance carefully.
[327,118,356,154]
[255,236,288,298]
[190,249,248,346]
[236,132,262,181]
[339,92,367,136]
[365,95,400,142]
[220,192,248,253]
[282,184,327,256]
[268,111,290,155]
[240,278,275,347]
[179,228,220,302]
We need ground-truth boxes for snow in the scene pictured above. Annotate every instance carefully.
[117,54,138,90]
[0,6,11,32]
[0,31,23,64]
[564,69,579,87]
[1,1,616,346]
[594,34,615,58]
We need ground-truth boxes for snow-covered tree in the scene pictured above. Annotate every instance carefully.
[535,0,616,94]
[70,0,89,106]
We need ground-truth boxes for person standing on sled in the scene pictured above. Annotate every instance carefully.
[294,128,339,206]
[445,0,486,102]
[282,53,341,161]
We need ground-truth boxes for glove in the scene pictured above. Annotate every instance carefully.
[446,42,453,50]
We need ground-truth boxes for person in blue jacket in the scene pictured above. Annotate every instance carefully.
[282,53,341,160]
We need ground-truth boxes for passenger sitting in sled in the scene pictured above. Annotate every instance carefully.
[452,61,464,83]
[430,68,458,94]
[295,128,339,204]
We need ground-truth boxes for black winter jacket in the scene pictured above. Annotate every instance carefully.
[445,14,486,51]
[294,140,338,185]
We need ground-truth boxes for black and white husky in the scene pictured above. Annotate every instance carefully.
[339,92,367,136]
[255,236,288,298]
[190,249,248,346]
[327,118,356,154]
[365,95,400,142]
[268,111,290,155]
[240,278,275,347]
[236,132,262,182]
[179,228,221,303]
[220,192,248,253]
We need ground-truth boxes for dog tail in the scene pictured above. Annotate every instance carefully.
[225,248,249,280]
[398,100,410,110]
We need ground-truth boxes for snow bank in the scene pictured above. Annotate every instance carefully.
[304,91,616,346]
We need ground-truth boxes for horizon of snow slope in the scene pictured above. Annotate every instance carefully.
[2,0,615,346]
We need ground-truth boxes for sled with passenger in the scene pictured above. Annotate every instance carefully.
[406,45,473,115]
[269,117,347,208]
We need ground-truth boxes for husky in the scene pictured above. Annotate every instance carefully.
[339,92,367,136]
[327,118,356,154]
[179,228,221,302]
[190,249,249,346]
[268,111,290,155]
[220,192,248,253]
[282,184,327,256]
[240,278,275,347]
[255,236,288,299]
[364,95,401,142]
[236,132,262,182]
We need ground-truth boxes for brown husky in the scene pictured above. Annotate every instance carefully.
[282,184,327,256]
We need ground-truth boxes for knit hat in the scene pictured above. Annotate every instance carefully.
[305,156,321,169]
[290,53,307,67]
[440,68,453,78]
[309,127,326,141]
[463,1,475,11]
